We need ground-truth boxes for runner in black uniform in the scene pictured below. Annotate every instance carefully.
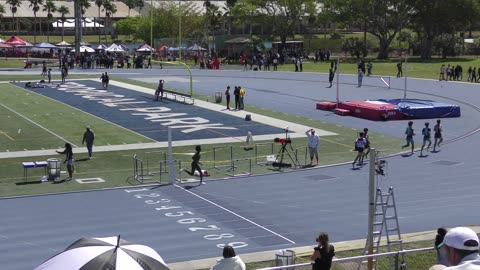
[433,119,443,152]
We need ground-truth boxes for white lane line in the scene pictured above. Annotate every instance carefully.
[0,103,77,147]
[175,184,296,244]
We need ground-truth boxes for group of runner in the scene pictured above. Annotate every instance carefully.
[353,119,444,167]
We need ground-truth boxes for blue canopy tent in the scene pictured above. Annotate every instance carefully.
[35,42,58,49]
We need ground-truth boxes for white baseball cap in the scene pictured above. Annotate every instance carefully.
[443,227,479,251]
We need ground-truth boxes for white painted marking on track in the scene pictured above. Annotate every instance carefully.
[174,184,296,244]
[0,103,78,147]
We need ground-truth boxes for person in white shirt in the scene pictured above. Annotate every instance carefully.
[442,227,480,269]
[210,246,246,270]
[306,129,320,166]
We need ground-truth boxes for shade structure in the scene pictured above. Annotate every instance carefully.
[96,44,107,50]
[136,43,152,52]
[0,38,5,43]
[56,41,72,47]
[158,45,168,51]
[71,46,95,53]
[187,44,207,51]
[35,42,58,49]
[4,36,27,46]
[34,236,170,270]
[106,43,126,52]
[0,43,13,48]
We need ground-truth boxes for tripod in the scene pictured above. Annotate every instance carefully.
[273,129,300,168]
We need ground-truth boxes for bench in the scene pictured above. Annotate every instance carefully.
[164,89,195,105]
[22,161,48,182]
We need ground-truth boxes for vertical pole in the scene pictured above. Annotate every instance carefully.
[168,127,175,185]
[150,0,153,61]
[336,56,340,108]
[388,77,391,89]
[74,0,81,58]
[367,148,376,270]
[178,0,182,61]
[403,55,408,99]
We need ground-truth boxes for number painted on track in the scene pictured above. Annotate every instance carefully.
[145,199,170,204]
[189,225,220,232]
[165,211,194,217]
[155,206,182,211]
[217,242,249,249]
[134,193,160,198]
[204,233,234,240]
[177,218,206,224]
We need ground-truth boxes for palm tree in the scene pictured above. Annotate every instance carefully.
[29,0,44,43]
[0,4,6,24]
[79,0,91,39]
[6,0,21,36]
[42,0,57,42]
[102,0,117,42]
[57,5,70,41]
[95,0,104,42]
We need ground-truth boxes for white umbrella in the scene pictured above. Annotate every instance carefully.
[34,236,170,270]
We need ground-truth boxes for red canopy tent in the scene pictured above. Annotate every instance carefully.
[4,36,27,46]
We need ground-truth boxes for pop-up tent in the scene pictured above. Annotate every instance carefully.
[4,36,27,46]
[35,42,58,49]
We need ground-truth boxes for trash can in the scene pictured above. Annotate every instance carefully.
[47,158,61,181]
[215,91,222,103]
[275,249,295,269]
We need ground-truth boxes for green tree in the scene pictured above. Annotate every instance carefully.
[325,0,410,59]
[29,0,44,43]
[79,0,91,38]
[122,0,135,16]
[42,0,56,42]
[406,0,480,59]
[102,0,117,41]
[57,5,70,41]
[95,0,104,42]
[244,0,315,55]
[0,4,5,26]
[6,0,21,35]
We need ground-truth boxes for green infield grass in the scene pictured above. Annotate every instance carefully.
[0,76,405,198]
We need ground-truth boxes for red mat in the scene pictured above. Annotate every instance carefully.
[338,100,404,121]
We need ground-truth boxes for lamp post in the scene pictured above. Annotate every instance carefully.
[178,0,182,61]
[150,0,153,61]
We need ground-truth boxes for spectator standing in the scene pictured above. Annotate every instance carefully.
[367,61,373,76]
[446,64,452,80]
[225,85,231,110]
[440,64,446,81]
[443,227,480,269]
[402,121,415,154]
[56,143,74,181]
[420,122,432,156]
[239,86,246,110]
[180,145,204,185]
[234,86,240,110]
[311,232,335,270]
[435,227,449,266]
[472,68,477,83]
[47,68,52,84]
[328,68,335,88]
[467,67,472,82]
[353,132,367,167]
[363,128,371,158]
[61,66,66,83]
[433,119,443,152]
[155,80,164,101]
[397,61,403,77]
[305,129,320,166]
[82,127,95,160]
[210,246,246,270]
[357,69,364,87]
[273,56,278,71]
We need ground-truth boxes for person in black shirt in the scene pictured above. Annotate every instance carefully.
[180,145,204,185]
[56,143,74,181]
[311,232,335,270]
[225,85,231,110]
[82,127,95,159]
[234,86,240,110]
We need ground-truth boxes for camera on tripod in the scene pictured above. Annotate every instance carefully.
[274,138,292,144]
[271,127,299,168]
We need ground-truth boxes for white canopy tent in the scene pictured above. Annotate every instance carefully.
[106,43,126,52]
[53,18,104,28]
[71,46,95,53]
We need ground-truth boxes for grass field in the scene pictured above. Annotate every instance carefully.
[0,75,405,198]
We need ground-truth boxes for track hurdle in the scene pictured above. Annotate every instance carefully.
[212,145,234,170]
[254,142,275,165]
[145,151,167,175]
[132,154,161,184]
[225,158,252,177]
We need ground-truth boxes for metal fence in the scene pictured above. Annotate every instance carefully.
[257,247,436,270]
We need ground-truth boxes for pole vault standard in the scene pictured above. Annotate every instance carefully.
[336,55,340,108]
